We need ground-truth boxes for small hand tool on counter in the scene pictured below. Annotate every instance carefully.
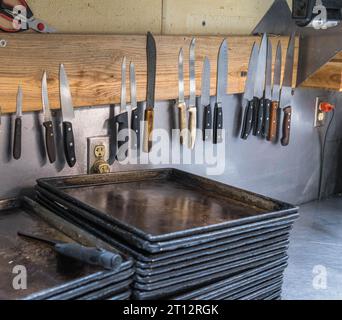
[201,57,211,141]
[177,48,187,145]
[280,34,296,147]
[130,61,140,151]
[268,41,282,142]
[213,39,228,145]
[240,42,259,140]
[0,0,55,33]
[262,38,273,138]
[252,33,268,137]
[13,85,22,160]
[18,231,122,271]
[60,64,76,168]
[143,32,157,153]
[188,38,197,149]
[115,57,129,161]
[42,71,56,164]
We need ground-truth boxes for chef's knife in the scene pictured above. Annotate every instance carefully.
[60,64,76,168]
[252,33,268,137]
[130,62,140,151]
[280,34,295,147]
[213,39,228,145]
[268,41,282,142]
[115,57,129,161]
[177,48,187,145]
[188,38,197,149]
[240,42,259,140]
[13,85,22,160]
[201,57,211,141]
[143,32,157,153]
[42,71,56,163]
[262,38,272,138]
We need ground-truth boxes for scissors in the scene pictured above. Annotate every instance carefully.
[0,0,55,33]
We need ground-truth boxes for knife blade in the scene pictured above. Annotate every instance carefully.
[280,33,295,147]
[240,42,259,140]
[143,32,157,153]
[201,57,211,141]
[130,62,140,151]
[213,39,228,144]
[115,57,129,161]
[268,41,282,142]
[42,71,56,163]
[252,33,268,137]
[177,48,187,145]
[13,85,22,160]
[60,64,76,168]
[188,38,197,149]
[262,38,272,138]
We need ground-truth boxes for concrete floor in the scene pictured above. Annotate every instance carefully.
[282,195,342,300]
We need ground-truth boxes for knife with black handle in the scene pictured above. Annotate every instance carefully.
[62,121,76,167]
[262,38,272,138]
[130,62,140,151]
[201,57,211,141]
[13,85,22,160]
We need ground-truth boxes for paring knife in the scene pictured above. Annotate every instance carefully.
[115,57,129,161]
[60,64,76,168]
[240,42,259,140]
[252,33,268,137]
[13,85,22,160]
[143,32,157,153]
[280,34,295,147]
[177,48,187,145]
[188,38,197,149]
[130,62,140,151]
[268,41,282,142]
[201,57,211,141]
[262,38,272,138]
[213,39,228,145]
[42,71,56,163]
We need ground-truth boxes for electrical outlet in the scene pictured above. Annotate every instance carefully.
[314,97,327,127]
[87,136,110,174]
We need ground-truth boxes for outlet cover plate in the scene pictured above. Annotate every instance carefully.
[87,136,110,174]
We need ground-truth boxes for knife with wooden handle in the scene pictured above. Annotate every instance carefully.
[13,85,22,160]
[177,48,187,145]
[143,32,157,153]
[188,38,197,149]
[281,106,292,146]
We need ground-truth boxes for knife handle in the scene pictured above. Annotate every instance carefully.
[268,101,279,142]
[188,106,197,149]
[143,108,154,153]
[131,108,140,151]
[240,100,254,140]
[203,105,212,141]
[177,101,187,145]
[213,103,223,144]
[281,106,292,147]
[115,111,129,160]
[63,121,76,168]
[255,98,265,136]
[252,97,260,136]
[43,120,56,163]
[263,99,271,138]
[13,117,22,160]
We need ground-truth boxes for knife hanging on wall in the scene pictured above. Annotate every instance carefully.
[213,39,228,145]
[115,57,129,161]
[42,71,56,163]
[177,48,187,145]
[188,38,197,149]
[130,62,140,151]
[60,64,76,168]
[201,57,211,141]
[268,41,282,142]
[240,42,259,140]
[262,38,272,138]
[13,85,22,160]
[280,33,295,147]
[143,32,157,153]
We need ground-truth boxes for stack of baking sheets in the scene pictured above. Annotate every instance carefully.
[0,198,133,300]
[35,168,299,300]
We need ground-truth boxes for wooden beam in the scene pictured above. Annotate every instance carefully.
[0,34,298,114]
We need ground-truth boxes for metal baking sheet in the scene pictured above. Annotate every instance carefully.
[132,253,287,300]
[107,290,132,300]
[171,258,288,300]
[236,280,283,300]
[37,169,299,242]
[77,281,133,300]
[263,290,282,300]
[135,241,288,281]
[36,187,297,253]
